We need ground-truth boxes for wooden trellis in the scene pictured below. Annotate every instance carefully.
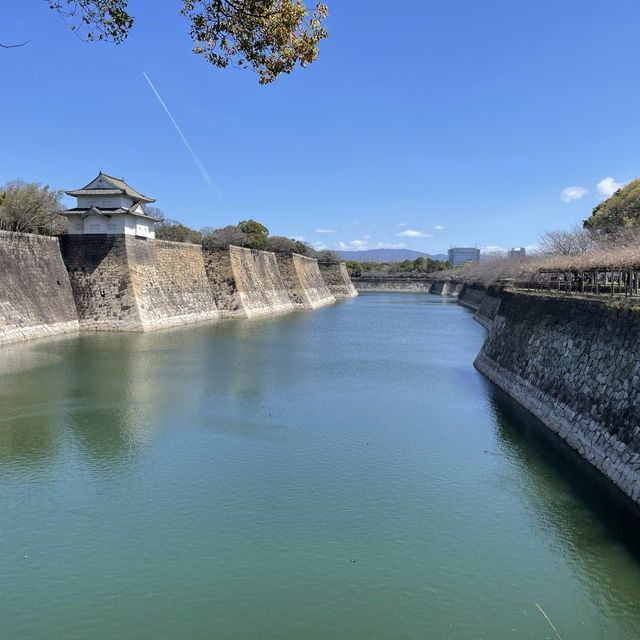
[514,268,640,297]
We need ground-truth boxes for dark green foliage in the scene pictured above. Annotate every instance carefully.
[345,260,363,277]
[344,257,451,277]
[238,219,269,250]
[584,179,640,232]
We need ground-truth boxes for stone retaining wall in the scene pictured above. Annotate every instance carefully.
[442,281,463,297]
[475,291,640,504]
[61,235,218,331]
[60,234,142,330]
[127,238,218,329]
[318,262,358,299]
[0,231,79,344]
[354,278,434,293]
[204,246,293,318]
[203,248,247,318]
[457,284,487,310]
[230,246,294,316]
[1,232,346,343]
[276,253,335,309]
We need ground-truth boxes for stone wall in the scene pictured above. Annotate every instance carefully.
[354,278,434,293]
[475,291,640,504]
[61,235,218,331]
[204,246,294,318]
[231,246,294,316]
[442,281,463,297]
[318,262,358,299]
[276,253,335,309]
[2,232,344,344]
[473,288,502,329]
[203,248,247,318]
[0,231,79,344]
[60,234,142,330]
[457,283,487,311]
[127,237,218,329]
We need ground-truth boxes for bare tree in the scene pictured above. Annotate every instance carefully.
[538,224,599,256]
[0,180,65,234]
[204,224,249,249]
[317,249,341,262]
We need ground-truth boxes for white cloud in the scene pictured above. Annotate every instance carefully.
[291,235,305,242]
[434,225,444,230]
[314,228,338,233]
[525,244,540,254]
[397,221,408,227]
[597,177,622,198]
[375,241,407,249]
[348,235,372,248]
[560,186,587,202]
[312,241,328,250]
[396,229,432,238]
[333,237,407,251]
[482,245,507,254]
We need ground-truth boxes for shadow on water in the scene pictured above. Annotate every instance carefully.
[487,384,640,625]
[0,314,311,466]
[489,383,640,558]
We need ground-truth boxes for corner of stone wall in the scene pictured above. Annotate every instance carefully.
[60,234,143,331]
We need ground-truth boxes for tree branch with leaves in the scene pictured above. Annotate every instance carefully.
[43,0,328,82]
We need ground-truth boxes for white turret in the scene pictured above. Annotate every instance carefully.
[63,172,161,238]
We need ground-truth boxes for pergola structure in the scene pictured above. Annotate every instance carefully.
[516,267,640,297]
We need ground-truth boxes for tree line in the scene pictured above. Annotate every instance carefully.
[155,217,340,260]
[345,257,452,278]
[0,179,341,260]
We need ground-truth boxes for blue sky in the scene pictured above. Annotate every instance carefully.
[2,0,640,255]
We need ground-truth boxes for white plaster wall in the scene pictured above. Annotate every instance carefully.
[83,213,108,234]
[122,217,154,239]
[66,214,154,238]
[77,195,133,209]
[135,220,155,239]
[67,217,85,234]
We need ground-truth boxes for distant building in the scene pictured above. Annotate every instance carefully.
[447,247,480,267]
[63,172,161,238]
[509,247,526,257]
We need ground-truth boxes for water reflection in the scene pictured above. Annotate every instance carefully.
[489,386,640,625]
[0,314,311,466]
[3,293,640,639]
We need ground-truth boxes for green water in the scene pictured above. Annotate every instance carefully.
[2,292,640,639]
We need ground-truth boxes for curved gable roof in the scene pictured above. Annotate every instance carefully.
[66,171,156,203]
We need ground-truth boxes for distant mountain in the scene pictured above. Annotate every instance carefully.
[337,249,447,263]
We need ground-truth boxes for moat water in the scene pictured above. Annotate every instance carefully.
[3,292,640,639]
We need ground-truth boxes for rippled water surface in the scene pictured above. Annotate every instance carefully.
[3,292,640,639]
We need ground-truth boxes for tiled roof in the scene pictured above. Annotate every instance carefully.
[62,204,162,221]
[65,171,156,203]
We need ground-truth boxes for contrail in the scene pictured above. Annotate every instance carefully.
[142,71,218,193]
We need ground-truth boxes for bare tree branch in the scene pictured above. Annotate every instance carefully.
[0,40,32,48]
